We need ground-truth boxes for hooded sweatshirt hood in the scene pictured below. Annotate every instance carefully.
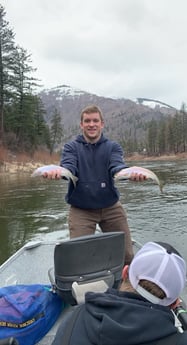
[71,289,178,345]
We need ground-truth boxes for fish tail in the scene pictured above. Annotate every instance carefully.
[71,176,78,187]
[159,181,164,193]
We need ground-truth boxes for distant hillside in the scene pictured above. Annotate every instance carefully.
[136,97,176,110]
[39,85,177,143]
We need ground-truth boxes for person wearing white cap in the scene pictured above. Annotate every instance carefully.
[128,241,186,307]
[52,241,187,345]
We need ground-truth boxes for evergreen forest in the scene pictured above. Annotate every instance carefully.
[0,4,187,158]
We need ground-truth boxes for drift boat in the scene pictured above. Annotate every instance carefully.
[0,233,186,345]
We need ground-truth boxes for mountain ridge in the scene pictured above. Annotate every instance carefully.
[39,85,177,143]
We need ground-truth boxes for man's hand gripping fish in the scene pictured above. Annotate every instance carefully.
[31,165,78,187]
[114,166,163,193]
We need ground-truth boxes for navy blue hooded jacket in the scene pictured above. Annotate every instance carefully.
[60,134,127,209]
[52,289,187,345]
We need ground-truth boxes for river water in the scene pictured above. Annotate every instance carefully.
[0,160,187,268]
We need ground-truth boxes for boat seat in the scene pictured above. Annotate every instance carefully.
[52,232,125,305]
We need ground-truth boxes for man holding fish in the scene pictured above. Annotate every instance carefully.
[37,105,151,264]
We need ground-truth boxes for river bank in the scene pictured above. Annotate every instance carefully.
[0,148,59,174]
[0,152,187,174]
[127,152,187,161]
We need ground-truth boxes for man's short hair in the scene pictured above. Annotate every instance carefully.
[129,242,186,306]
[80,105,104,122]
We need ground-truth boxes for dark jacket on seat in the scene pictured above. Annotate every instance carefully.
[52,289,187,345]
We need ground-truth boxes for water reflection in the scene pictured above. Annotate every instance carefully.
[0,175,69,263]
[117,160,187,265]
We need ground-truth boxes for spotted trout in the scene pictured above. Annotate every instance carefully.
[114,166,163,193]
[31,164,78,187]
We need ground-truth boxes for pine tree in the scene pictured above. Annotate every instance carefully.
[11,46,39,144]
[0,5,16,137]
[180,103,187,152]
[158,119,167,154]
[49,108,63,154]
[147,120,158,155]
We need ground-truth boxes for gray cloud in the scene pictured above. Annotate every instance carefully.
[2,0,187,108]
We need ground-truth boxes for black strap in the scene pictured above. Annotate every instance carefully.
[62,305,83,345]
[0,312,44,328]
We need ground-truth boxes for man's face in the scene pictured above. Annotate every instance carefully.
[80,112,104,143]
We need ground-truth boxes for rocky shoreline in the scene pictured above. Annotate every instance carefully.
[0,152,186,175]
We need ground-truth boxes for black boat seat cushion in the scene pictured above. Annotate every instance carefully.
[54,231,125,305]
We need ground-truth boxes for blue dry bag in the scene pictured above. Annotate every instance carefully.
[0,284,64,345]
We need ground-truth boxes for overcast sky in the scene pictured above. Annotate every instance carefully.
[1,0,187,109]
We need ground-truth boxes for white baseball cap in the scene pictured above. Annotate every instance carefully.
[129,242,186,306]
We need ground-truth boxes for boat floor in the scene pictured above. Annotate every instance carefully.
[0,241,56,287]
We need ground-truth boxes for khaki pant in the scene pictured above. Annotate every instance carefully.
[68,201,134,264]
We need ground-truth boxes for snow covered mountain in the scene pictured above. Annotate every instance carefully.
[39,85,177,142]
[41,84,176,110]
[135,97,176,110]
